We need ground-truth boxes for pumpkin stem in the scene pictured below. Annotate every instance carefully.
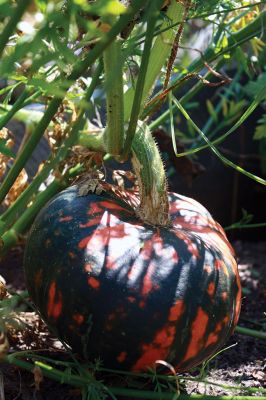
[131,122,170,227]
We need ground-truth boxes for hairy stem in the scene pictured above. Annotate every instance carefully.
[131,122,170,226]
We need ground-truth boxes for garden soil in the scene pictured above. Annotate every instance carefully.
[0,240,265,399]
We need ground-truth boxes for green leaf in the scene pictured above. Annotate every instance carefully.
[235,47,249,76]
[74,0,126,15]
[254,114,266,140]
[173,97,266,186]
[99,0,127,15]
[172,84,266,156]
[244,73,266,99]
[0,139,15,158]
[206,99,218,122]
[191,0,238,15]
[259,138,266,175]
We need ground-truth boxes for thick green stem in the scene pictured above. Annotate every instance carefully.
[66,0,146,83]
[123,0,164,158]
[0,89,28,130]
[0,0,31,58]
[131,122,170,226]
[0,0,145,205]
[124,1,185,121]
[122,1,185,225]
[81,122,170,226]
[0,90,42,129]
[103,38,124,155]
[235,326,266,340]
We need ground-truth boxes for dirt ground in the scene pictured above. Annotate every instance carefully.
[0,240,265,399]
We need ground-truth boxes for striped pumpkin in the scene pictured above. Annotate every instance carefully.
[24,185,241,372]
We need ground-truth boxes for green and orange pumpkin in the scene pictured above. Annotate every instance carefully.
[24,185,241,372]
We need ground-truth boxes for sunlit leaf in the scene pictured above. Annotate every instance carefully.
[254,114,266,140]
[73,0,126,15]
[90,0,126,15]
[206,99,218,122]
[244,73,266,98]
[173,97,266,186]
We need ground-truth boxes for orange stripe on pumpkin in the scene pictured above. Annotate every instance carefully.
[215,259,229,277]
[132,341,168,372]
[204,264,212,274]
[73,313,85,325]
[117,351,127,363]
[88,277,100,289]
[84,264,92,272]
[207,281,215,297]
[99,201,125,211]
[79,215,102,228]
[132,301,184,371]
[205,315,230,347]
[142,262,156,296]
[59,216,73,222]
[168,300,185,322]
[47,281,63,319]
[222,291,228,301]
[183,307,209,362]
[34,269,43,288]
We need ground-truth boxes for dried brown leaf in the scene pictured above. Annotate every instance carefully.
[0,275,7,300]
[32,365,43,391]
[0,128,14,179]
[4,169,28,207]
[0,332,9,361]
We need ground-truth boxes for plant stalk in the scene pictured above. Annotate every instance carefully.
[124,1,185,121]
[123,0,164,158]
[0,97,62,205]
[149,10,266,129]
[0,0,31,59]
[122,1,186,225]
[235,326,266,340]
[131,122,170,226]
[4,355,265,400]
[0,89,42,130]
[0,63,103,234]
[0,0,146,205]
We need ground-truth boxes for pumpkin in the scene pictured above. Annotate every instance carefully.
[24,185,241,372]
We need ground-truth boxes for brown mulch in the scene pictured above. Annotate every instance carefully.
[0,240,265,399]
